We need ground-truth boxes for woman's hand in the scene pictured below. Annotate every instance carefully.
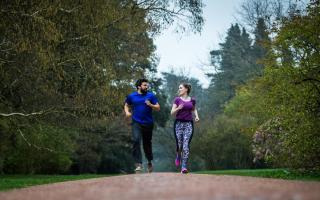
[177,104,184,110]
[171,103,183,116]
[193,108,200,122]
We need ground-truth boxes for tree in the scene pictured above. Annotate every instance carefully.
[236,0,307,31]
[194,115,253,170]
[207,24,253,114]
[251,18,271,77]
[136,0,204,34]
[225,0,320,170]
[0,0,204,174]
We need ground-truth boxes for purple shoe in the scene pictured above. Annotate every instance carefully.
[175,156,180,167]
[181,167,188,174]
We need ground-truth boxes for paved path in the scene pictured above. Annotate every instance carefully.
[1,173,320,200]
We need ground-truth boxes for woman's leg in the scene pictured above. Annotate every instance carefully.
[181,121,193,170]
[174,121,184,166]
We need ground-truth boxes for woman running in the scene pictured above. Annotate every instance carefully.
[171,83,199,173]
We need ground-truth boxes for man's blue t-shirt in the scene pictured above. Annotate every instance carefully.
[125,91,158,125]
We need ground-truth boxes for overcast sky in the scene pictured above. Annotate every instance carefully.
[154,0,244,88]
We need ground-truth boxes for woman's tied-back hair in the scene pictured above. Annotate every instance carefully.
[181,83,192,95]
[135,78,149,89]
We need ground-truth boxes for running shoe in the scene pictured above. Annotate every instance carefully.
[181,167,188,174]
[135,163,143,172]
[147,162,153,173]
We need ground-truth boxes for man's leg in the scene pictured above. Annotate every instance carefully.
[142,123,154,172]
[142,123,154,162]
[132,122,142,169]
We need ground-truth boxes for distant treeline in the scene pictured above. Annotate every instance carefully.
[0,0,319,174]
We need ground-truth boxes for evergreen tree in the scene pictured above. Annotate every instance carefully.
[207,20,271,115]
[207,24,252,114]
[251,18,271,76]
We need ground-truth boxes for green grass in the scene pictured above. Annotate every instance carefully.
[0,174,113,191]
[195,169,320,181]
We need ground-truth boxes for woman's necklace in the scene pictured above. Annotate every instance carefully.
[180,96,190,101]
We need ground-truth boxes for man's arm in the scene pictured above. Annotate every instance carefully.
[145,101,160,111]
[124,103,132,117]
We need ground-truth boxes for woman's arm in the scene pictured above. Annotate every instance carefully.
[193,108,200,122]
[171,104,183,116]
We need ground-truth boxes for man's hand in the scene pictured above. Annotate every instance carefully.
[125,111,132,118]
[145,100,152,106]
[145,100,160,111]
[124,103,132,119]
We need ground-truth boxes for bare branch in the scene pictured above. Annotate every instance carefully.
[147,7,189,18]
[0,111,45,117]
[18,129,56,153]
[61,34,90,43]
[58,6,81,14]
[236,0,308,32]
[1,9,45,21]
[0,107,78,118]
[57,59,78,66]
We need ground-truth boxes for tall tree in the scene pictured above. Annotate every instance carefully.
[250,18,271,77]
[207,24,252,114]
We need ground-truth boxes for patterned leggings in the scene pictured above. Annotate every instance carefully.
[174,120,194,168]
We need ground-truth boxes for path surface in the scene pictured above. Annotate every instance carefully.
[1,173,320,200]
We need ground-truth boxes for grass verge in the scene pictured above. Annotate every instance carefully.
[194,169,320,181]
[0,174,113,191]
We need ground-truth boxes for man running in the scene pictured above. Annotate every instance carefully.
[124,78,160,173]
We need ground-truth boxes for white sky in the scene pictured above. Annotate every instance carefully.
[154,0,244,88]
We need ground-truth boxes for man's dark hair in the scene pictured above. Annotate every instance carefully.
[135,78,149,89]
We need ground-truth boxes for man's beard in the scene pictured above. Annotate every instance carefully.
[141,88,148,94]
